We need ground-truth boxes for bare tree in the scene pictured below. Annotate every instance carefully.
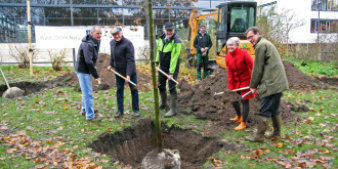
[275,9,306,57]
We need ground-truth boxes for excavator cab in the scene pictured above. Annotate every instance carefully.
[215,0,257,68]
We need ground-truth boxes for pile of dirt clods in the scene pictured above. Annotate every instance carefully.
[176,61,319,132]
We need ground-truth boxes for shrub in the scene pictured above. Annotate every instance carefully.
[48,49,67,71]
[8,45,38,68]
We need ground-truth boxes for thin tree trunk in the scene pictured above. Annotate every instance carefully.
[27,0,33,76]
[146,0,162,153]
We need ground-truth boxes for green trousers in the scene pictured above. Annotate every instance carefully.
[196,52,209,80]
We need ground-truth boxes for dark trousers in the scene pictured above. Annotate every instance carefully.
[158,67,179,94]
[260,93,282,117]
[232,99,249,122]
[116,73,139,113]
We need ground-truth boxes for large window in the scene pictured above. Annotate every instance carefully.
[311,19,338,33]
[229,7,255,33]
[312,0,338,11]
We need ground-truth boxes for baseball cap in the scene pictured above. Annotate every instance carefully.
[111,27,122,34]
[165,23,175,30]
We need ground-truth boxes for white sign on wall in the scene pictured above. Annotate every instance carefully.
[35,26,87,49]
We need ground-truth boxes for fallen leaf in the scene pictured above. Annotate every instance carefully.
[255,148,264,155]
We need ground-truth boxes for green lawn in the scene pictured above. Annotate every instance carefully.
[0,62,337,168]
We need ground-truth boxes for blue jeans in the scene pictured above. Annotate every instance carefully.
[116,73,139,113]
[76,72,95,120]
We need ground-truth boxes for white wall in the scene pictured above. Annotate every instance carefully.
[0,25,149,64]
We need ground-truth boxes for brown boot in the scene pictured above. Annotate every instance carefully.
[267,114,282,139]
[246,116,268,142]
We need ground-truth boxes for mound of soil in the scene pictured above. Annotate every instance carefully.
[94,53,151,92]
[0,53,151,96]
[283,62,325,90]
[176,61,318,134]
[90,118,241,169]
[315,76,338,86]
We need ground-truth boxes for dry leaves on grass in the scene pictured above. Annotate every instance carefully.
[0,131,105,168]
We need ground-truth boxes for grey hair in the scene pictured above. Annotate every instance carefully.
[226,37,241,46]
[91,26,101,32]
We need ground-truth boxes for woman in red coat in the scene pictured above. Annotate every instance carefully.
[225,37,256,131]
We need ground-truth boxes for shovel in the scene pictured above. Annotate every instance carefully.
[241,90,252,99]
[108,67,137,87]
[0,66,10,90]
[0,66,24,98]
[214,86,249,96]
[156,67,179,84]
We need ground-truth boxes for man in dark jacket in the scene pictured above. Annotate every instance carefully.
[156,23,182,117]
[245,27,289,142]
[193,25,212,80]
[108,27,140,118]
[75,26,102,122]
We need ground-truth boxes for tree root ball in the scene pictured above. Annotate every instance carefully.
[141,148,181,169]
[2,87,25,98]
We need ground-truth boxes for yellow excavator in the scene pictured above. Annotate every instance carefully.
[187,0,257,69]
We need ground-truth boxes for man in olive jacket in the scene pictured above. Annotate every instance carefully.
[156,23,182,117]
[245,27,289,142]
[193,25,212,80]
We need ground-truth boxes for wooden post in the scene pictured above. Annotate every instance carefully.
[147,0,162,152]
[27,0,33,76]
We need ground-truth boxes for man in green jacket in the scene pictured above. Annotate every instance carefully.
[245,27,289,142]
[156,23,182,117]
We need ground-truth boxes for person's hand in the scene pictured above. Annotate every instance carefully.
[250,88,256,94]
[96,78,101,84]
[168,74,173,80]
[205,47,208,51]
[107,65,112,71]
[126,75,130,82]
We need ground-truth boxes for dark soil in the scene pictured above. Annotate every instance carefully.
[0,53,151,96]
[176,61,322,135]
[90,118,242,169]
[93,53,151,92]
[283,61,326,90]
[315,76,338,86]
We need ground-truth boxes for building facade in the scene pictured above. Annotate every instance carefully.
[259,0,338,43]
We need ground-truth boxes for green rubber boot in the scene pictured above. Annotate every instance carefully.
[164,93,177,117]
[159,90,168,110]
[267,114,282,139]
[246,116,268,142]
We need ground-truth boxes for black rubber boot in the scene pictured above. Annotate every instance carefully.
[165,93,177,117]
[246,116,268,142]
[267,114,282,139]
[114,112,123,118]
[159,90,169,110]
